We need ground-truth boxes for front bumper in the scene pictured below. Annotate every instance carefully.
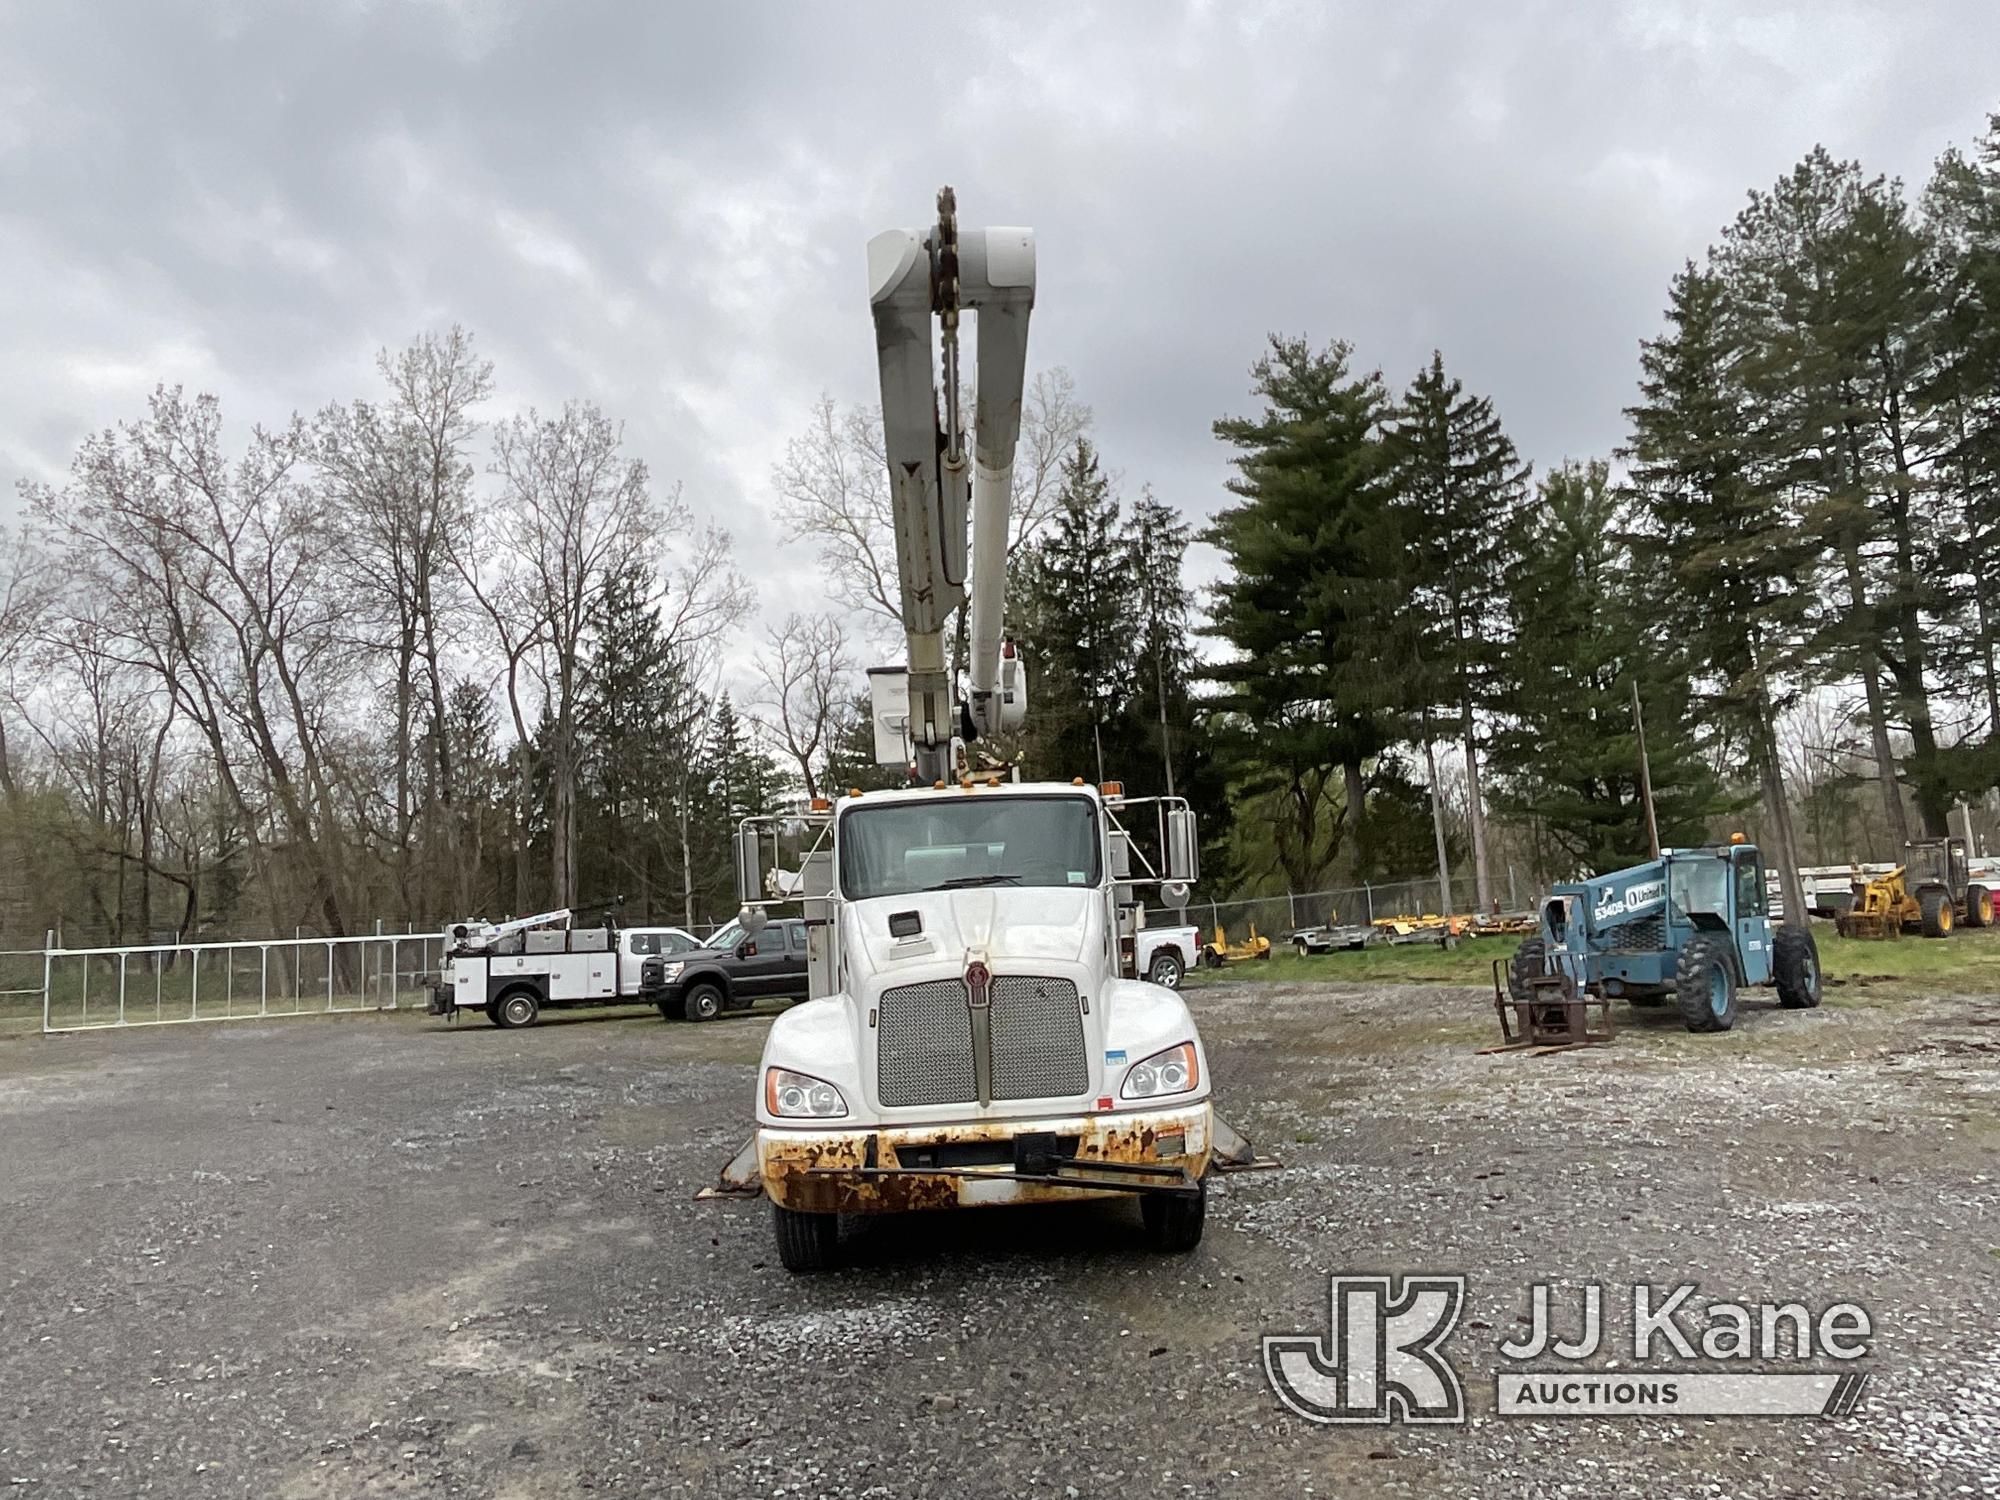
[758,1100,1214,1213]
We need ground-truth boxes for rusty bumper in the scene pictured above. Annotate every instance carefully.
[759,1101,1214,1214]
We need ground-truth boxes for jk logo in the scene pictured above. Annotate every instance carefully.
[1263,1275,1467,1425]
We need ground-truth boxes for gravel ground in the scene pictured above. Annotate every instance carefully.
[0,965,1995,1498]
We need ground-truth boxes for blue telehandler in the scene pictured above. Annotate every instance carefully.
[1501,837,1823,1039]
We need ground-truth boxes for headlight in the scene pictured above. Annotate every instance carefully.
[658,961,685,982]
[1120,1041,1200,1100]
[765,1067,848,1119]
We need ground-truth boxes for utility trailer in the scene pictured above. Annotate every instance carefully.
[427,909,694,1028]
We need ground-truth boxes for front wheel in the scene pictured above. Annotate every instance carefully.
[1506,937,1547,1003]
[1774,925,1822,1009]
[1145,949,1185,990]
[682,982,725,1022]
[1674,935,1738,1033]
[1140,1179,1206,1253]
[1918,888,1954,938]
[772,1203,838,1272]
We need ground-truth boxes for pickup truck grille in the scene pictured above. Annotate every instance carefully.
[877,976,1088,1108]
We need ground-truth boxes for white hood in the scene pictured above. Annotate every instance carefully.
[841,885,1108,983]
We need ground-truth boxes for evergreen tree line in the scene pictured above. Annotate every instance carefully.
[1204,114,2000,907]
[4,114,1999,945]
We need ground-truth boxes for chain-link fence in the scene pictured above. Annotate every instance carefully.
[1144,874,1503,939]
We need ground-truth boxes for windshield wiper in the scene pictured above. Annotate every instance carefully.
[925,874,1024,890]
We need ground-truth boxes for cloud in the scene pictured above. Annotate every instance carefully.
[2,0,1994,639]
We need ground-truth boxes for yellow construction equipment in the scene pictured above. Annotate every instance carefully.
[1835,867,1919,940]
[1200,922,1272,967]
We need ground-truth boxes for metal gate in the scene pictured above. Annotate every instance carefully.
[36,929,445,1034]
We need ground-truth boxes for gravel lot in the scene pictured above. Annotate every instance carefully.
[1,957,1995,1498]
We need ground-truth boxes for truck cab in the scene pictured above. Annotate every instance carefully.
[740,781,1212,1270]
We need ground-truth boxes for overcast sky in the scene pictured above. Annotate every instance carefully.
[4,1,1997,636]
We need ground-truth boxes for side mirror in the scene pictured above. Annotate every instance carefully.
[1109,830,1133,880]
[1163,880,1190,907]
[736,940,754,959]
[1165,808,1200,884]
[738,904,768,936]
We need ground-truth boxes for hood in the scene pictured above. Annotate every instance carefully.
[841,885,1107,985]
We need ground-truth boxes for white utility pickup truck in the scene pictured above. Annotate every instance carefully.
[427,909,700,1028]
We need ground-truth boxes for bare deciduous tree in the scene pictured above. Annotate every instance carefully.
[26,387,358,936]
[753,613,854,801]
[316,327,494,914]
[772,367,1091,636]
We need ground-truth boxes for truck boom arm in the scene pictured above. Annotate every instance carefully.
[867,187,1035,779]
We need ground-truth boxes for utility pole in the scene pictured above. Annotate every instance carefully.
[1630,679,1661,861]
[1422,727,1453,916]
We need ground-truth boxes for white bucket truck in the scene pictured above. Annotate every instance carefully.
[717,190,1250,1270]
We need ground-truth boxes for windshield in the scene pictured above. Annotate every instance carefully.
[1668,856,1729,919]
[838,796,1102,901]
[704,920,745,951]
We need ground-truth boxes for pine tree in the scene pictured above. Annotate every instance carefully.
[1922,114,2000,779]
[1123,487,1195,799]
[1382,351,1530,909]
[576,562,677,917]
[1490,461,1731,875]
[1623,264,1814,925]
[1204,336,1403,889]
[1719,149,1950,837]
[1014,438,1138,783]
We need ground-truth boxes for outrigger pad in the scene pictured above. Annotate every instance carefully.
[1210,1114,1280,1173]
[694,1134,764,1201]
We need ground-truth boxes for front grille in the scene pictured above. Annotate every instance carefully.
[1608,914,1666,954]
[990,976,1089,1099]
[877,979,976,1108]
[876,974,1089,1108]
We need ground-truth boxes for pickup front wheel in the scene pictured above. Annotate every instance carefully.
[682,982,725,1022]
[1145,949,1185,989]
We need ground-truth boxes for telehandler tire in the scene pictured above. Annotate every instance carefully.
[1141,1179,1207,1253]
[1966,885,1993,929]
[1674,935,1738,1033]
[1505,937,1547,1003]
[1773,925,1823,1009]
[1918,888,1954,938]
[772,1204,839,1272]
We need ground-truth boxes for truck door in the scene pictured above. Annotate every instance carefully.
[1733,848,1773,985]
[738,922,793,998]
[620,931,657,996]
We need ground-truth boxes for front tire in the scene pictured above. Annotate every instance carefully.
[682,981,725,1022]
[1774,925,1822,1009]
[1674,935,1738,1033]
[1966,885,1993,928]
[1506,937,1547,1003]
[1146,949,1185,989]
[772,1204,838,1272]
[1919,888,1954,938]
[1140,1180,1206,1253]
